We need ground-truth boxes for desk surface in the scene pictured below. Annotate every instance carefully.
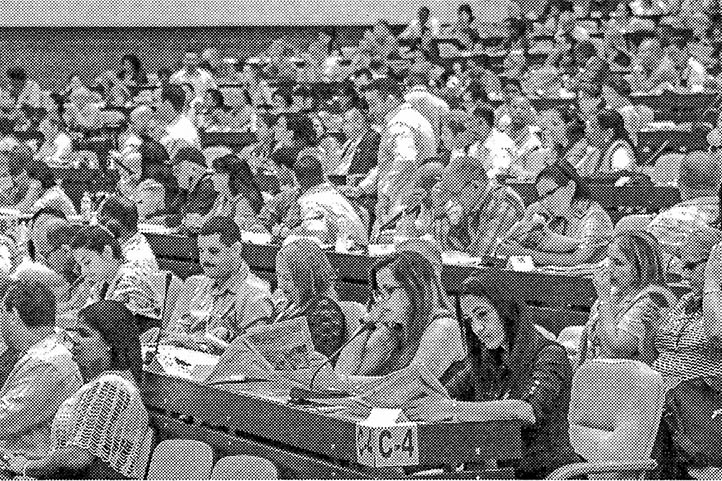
[143,370,523,469]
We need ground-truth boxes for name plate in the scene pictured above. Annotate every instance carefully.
[356,418,419,467]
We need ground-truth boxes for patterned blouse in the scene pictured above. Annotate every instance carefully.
[548,200,614,249]
[652,293,722,383]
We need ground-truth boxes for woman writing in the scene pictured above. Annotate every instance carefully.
[203,154,264,231]
[335,250,465,380]
[405,275,580,479]
[1,301,149,479]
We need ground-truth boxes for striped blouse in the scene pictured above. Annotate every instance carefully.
[652,293,722,382]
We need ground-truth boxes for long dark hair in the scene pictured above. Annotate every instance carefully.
[212,154,264,214]
[78,300,143,385]
[457,275,545,398]
[536,161,592,203]
[597,108,635,156]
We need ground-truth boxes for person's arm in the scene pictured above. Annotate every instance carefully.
[334,329,373,375]
[408,317,464,379]
[596,298,647,359]
[239,291,274,333]
[703,242,722,340]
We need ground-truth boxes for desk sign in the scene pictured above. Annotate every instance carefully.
[355,409,419,467]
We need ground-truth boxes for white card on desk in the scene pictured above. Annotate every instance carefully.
[507,255,535,272]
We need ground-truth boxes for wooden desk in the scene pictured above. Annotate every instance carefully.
[200,131,257,150]
[143,371,523,478]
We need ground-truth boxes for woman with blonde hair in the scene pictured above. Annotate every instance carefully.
[578,230,677,366]
[274,238,345,358]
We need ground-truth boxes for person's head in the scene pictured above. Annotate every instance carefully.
[129,105,156,137]
[677,151,722,200]
[70,301,142,384]
[667,40,691,71]
[461,82,489,113]
[43,220,81,282]
[418,6,431,24]
[120,54,142,74]
[509,95,534,126]
[276,238,336,306]
[201,47,222,69]
[6,67,27,91]
[535,161,592,217]
[506,17,526,39]
[29,206,67,261]
[341,107,370,140]
[369,251,448,367]
[362,78,403,122]
[638,38,664,72]
[586,108,630,149]
[197,216,244,281]
[577,82,603,118]
[352,68,374,91]
[432,154,489,219]
[275,113,317,147]
[293,151,325,193]
[680,227,722,296]
[458,3,474,25]
[172,147,207,190]
[211,154,263,213]
[465,105,494,142]
[182,50,201,72]
[98,195,139,241]
[607,230,665,293]
[373,20,392,40]
[159,84,186,122]
[539,109,568,149]
[500,77,523,104]
[70,225,124,282]
[138,139,170,177]
[203,89,226,111]
[1,280,56,351]
[271,89,293,112]
[27,160,56,190]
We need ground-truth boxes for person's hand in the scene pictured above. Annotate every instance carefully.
[705,242,722,290]
[592,258,612,301]
[444,200,464,226]
[404,397,456,422]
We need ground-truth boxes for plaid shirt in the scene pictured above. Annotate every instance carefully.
[432,182,525,257]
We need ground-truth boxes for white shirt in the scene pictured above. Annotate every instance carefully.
[399,16,441,39]
[684,57,708,89]
[453,129,516,178]
[16,80,41,109]
[297,182,369,246]
[404,85,450,140]
[170,68,217,100]
[160,114,201,160]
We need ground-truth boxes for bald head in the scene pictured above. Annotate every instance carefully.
[678,151,722,200]
[130,105,155,136]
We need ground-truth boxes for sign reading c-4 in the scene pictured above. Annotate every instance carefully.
[355,423,419,467]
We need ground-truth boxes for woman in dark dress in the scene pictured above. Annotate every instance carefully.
[405,274,580,478]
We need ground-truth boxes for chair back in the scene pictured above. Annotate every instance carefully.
[146,439,214,480]
[568,359,665,463]
[211,455,278,480]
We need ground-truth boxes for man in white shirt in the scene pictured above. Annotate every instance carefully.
[6,67,41,109]
[158,84,201,160]
[399,6,441,41]
[452,106,516,178]
[404,73,450,141]
[667,40,708,90]
[170,51,217,101]
[361,78,437,239]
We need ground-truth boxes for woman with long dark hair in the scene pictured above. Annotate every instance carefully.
[584,108,637,173]
[405,274,580,479]
[205,154,264,230]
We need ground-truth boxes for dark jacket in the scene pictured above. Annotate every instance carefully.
[348,130,381,177]
[162,173,217,227]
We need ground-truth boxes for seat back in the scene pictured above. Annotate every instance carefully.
[133,426,155,480]
[146,439,214,480]
[211,455,278,480]
[651,153,684,186]
[338,300,367,343]
[568,359,665,463]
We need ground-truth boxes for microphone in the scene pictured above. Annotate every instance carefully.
[290,321,377,401]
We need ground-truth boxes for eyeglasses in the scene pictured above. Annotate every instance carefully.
[682,258,708,271]
[372,284,402,303]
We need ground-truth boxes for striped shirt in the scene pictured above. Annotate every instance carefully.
[549,200,614,248]
[652,293,722,382]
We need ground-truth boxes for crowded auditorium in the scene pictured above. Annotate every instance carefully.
[0,0,719,478]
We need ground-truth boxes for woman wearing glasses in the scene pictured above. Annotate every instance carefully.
[334,250,465,379]
[497,161,613,266]
[652,227,722,385]
[404,274,579,479]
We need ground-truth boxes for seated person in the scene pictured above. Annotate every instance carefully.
[273,238,346,358]
[654,227,722,383]
[1,301,149,479]
[63,87,102,132]
[497,162,613,266]
[577,108,636,175]
[292,152,368,247]
[164,217,273,350]
[155,146,217,227]
[630,38,680,93]
[578,230,676,367]
[34,116,72,167]
[0,145,32,206]
[335,249,465,380]
[504,96,544,179]
[647,151,720,255]
[34,219,81,295]
[203,154,264,231]
[421,155,525,257]
[62,225,162,331]
[452,107,516,179]
[98,195,158,271]
[16,161,76,218]
[0,280,82,455]
[405,274,581,479]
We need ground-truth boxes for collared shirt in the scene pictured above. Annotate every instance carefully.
[404,85,450,140]
[170,68,217,100]
[647,196,719,252]
[375,103,436,231]
[122,232,158,272]
[169,262,273,340]
[37,132,73,167]
[0,334,82,455]
[297,182,369,246]
[160,114,201,160]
